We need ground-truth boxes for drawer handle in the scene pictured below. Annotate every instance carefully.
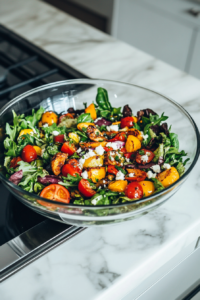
[186,8,200,17]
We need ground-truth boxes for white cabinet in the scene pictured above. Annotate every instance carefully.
[114,0,194,70]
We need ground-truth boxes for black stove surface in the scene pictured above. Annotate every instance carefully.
[0,25,86,252]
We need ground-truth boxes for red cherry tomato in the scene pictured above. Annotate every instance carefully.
[58,113,74,124]
[136,149,155,165]
[39,184,70,208]
[109,132,126,142]
[104,146,113,152]
[54,134,64,143]
[10,156,22,168]
[62,164,81,177]
[61,141,76,156]
[78,179,96,198]
[21,145,37,163]
[120,117,135,129]
[124,153,135,159]
[107,165,118,175]
[125,169,147,181]
[120,147,126,153]
[125,182,143,199]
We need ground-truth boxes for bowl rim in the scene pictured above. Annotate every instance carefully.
[0,78,199,209]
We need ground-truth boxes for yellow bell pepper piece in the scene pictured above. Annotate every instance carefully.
[125,135,141,152]
[139,181,155,197]
[77,122,95,131]
[108,180,128,192]
[85,103,97,120]
[33,146,42,156]
[68,132,80,144]
[157,167,180,188]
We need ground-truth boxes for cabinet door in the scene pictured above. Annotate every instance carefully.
[189,31,200,79]
[115,0,193,70]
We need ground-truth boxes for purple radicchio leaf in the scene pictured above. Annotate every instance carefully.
[94,118,112,126]
[37,175,63,185]
[137,108,157,121]
[158,156,164,165]
[138,162,156,169]
[126,164,136,168]
[9,170,23,185]
[122,105,132,118]
[151,123,169,137]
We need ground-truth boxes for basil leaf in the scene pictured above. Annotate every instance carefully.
[77,113,93,124]
[96,87,112,111]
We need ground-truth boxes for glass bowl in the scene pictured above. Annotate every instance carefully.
[0,79,199,226]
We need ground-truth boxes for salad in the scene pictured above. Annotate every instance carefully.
[3,87,189,207]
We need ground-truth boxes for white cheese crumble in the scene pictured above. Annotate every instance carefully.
[163,163,171,170]
[43,123,48,128]
[147,171,157,179]
[106,125,119,132]
[141,154,149,163]
[151,165,161,173]
[106,142,123,150]
[95,145,105,155]
[94,117,102,123]
[116,170,125,180]
[77,148,82,153]
[125,158,130,163]
[91,199,97,205]
[52,130,60,136]
[141,131,149,141]
[129,173,135,177]
[81,170,88,179]
[78,149,96,169]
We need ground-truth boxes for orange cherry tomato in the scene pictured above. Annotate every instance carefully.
[10,156,22,168]
[62,164,81,177]
[21,145,37,163]
[68,159,80,170]
[54,134,64,143]
[120,117,135,129]
[38,184,70,208]
[125,169,147,181]
[125,182,143,199]
[136,149,155,165]
[78,179,96,198]
[109,132,127,142]
[107,165,118,175]
[61,141,76,156]
[58,113,74,124]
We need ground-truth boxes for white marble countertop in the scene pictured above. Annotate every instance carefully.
[1,0,200,299]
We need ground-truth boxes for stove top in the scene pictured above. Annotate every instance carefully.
[0,25,86,281]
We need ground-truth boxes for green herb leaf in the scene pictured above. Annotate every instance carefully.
[151,178,165,193]
[25,107,45,127]
[169,133,179,150]
[77,113,93,124]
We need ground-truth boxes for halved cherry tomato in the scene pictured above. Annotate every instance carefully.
[125,169,147,181]
[68,159,80,170]
[61,141,76,156]
[136,149,155,165]
[78,179,96,198]
[62,164,81,177]
[104,146,113,152]
[38,184,70,208]
[109,132,127,142]
[120,147,126,153]
[21,145,37,163]
[120,117,135,129]
[54,134,64,143]
[107,165,118,175]
[124,152,135,159]
[125,182,143,199]
[10,156,22,168]
[58,113,74,124]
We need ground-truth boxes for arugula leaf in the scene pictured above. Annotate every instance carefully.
[153,143,164,162]
[115,166,127,174]
[42,123,65,135]
[5,123,17,141]
[70,152,80,159]
[134,122,141,130]
[149,128,157,139]
[159,132,171,147]
[47,144,59,156]
[169,133,179,150]
[61,174,82,187]
[25,107,45,127]
[4,139,18,157]
[176,162,185,177]
[151,178,165,193]
[96,87,112,111]
[77,113,94,124]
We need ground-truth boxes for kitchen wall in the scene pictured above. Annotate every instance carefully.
[43,0,200,79]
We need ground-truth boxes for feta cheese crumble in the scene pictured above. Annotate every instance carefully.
[106,142,123,150]
[141,131,149,141]
[52,130,60,136]
[125,158,130,163]
[95,145,105,155]
[81,170,88,179]
[106,125,119,132]
[129,173,135,177]
[141,154,149,163]
[77,148,82,153]
[163,163,171,170]
[147,171,157,179]
[116,170,125,180]
[151,165,161,173]
[78,149,96,169]
[43,123,48,128]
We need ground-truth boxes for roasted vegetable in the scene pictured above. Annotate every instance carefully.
[83,155,104,168]
[68,132,80,144]
[41,111,58,126]
[85,103,97,120]
[77,122,94,132]
[87,167,106,183]
[125,135,141,152]
[108,180,128,192]
[125,169,147,181]
[87,125,107,142]
[79,141,107,149]
[139,181,155,197]
[157,166,180,188]
[51,152,68,175]
[104,150,125,166]
[127,129,143,141]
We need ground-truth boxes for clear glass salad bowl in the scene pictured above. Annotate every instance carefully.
[0,79,199,226]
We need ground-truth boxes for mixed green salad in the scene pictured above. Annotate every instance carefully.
[2,87,189,208]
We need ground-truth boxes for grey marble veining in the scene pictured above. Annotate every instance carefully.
[1,0,200,299]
